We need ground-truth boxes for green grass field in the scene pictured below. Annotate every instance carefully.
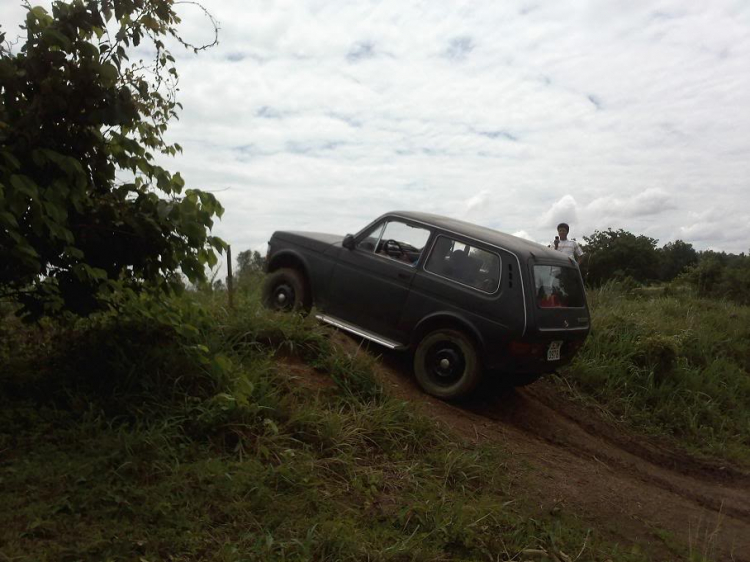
[560,283,750,464]
[1,281,746,560]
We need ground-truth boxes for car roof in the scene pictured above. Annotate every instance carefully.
[381,210,571,262]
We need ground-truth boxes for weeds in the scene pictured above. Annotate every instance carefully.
[687,504,726,562]
[561,283,750,463]
[0,282,729,560]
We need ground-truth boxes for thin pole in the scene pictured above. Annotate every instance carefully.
[227,244,234,309]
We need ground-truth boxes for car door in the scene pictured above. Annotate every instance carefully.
[325,218,432,343]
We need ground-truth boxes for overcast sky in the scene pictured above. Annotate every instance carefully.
[3,0,750,265]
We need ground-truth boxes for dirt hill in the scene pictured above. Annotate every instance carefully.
[308,333,750,562]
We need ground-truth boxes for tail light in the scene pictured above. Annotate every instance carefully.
[508,340,546,356]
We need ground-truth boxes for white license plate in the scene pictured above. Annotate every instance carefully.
[547,341,562,361]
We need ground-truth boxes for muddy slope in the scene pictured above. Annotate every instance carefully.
[334,335,750,561]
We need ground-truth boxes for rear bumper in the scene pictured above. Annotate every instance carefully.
[482,335,586,374]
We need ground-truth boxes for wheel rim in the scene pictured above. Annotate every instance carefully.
[272,282,295,310]
[424,341,466,387]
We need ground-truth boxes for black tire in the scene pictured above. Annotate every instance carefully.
[262,268,310,312]
[413,329,482,399]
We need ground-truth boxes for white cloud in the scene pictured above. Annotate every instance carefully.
[587,188,676,218]
[676,208,750,251]
[3,0,750,270]
[539,195,579,229]
[463,189,492,218]
[678,221,724,243]
[512,230,537,243]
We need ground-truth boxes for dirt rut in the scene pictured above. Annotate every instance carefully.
[333,336,750,561]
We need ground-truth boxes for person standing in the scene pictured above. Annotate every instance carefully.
[553,222,583,265]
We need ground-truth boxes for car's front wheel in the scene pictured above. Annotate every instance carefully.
[413,329,482,399]
[262,268,310,312]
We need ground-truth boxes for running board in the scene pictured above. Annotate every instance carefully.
[315,314,406,350]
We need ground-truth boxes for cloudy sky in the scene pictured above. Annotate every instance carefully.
[3,0,750,265]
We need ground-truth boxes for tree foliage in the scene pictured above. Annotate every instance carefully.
[236,249,265,276]
[0,0,224,319]
[657,239,698,281]
[581,228,659,286]
[681,250,750,304]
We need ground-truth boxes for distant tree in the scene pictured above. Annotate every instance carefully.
[717,257,750,305]
[681,251,750,304]
[0,0,223,319]
[683,252,724,296]
[236,249,265,278]
[657,240,698,281]
[581,229,659,286]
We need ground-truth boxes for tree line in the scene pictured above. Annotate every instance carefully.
[579,228,750,304]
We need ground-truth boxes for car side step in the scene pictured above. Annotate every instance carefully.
[315,314,407,350]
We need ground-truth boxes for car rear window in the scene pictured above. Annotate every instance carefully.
[425,236,501,293]
[534,265,586,308]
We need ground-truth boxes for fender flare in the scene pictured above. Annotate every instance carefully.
[411,311,485,352]
[267,250,313,295]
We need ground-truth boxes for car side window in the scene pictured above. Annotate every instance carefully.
[425,235,502,293]
[358,220,431,266]
[356,222,385,253]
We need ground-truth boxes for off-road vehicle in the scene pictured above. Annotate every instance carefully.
[263,211,590,399]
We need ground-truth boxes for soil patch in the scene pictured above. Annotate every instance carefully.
[327,332,750,562]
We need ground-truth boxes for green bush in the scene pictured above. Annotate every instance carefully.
[631,334,678,384]
[680,251,750,305]
[562,283,750,462]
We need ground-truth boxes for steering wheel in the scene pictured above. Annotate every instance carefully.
[384,239,406,258]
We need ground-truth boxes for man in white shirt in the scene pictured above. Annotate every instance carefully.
[553,222,583,265]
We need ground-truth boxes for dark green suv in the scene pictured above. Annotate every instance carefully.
[263,211,590,399]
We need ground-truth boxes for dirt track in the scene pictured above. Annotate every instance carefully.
[329,334,750,562]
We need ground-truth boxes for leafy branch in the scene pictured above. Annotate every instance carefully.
[0,0,226,319]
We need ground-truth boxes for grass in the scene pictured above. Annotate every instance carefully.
[560,282,750,464]
[0,279,741,560]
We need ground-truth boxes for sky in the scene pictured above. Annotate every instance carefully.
[3,0,750,271]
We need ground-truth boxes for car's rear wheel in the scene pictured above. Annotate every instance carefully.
[413,329,482,399]
[262,268,310,312]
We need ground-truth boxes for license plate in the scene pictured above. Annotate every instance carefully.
[547,341,562,361]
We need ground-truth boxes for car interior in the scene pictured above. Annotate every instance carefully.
[355,223,500,291]
[427,237,499,292]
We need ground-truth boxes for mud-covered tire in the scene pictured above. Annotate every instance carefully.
[413,329,482,399]
[262,268,310,313]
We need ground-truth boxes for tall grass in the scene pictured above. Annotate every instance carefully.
[0,283,657,561]
[561,282,750,463]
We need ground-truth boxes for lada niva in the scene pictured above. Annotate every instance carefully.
[263,211,590,399]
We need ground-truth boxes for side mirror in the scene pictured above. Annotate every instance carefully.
[342,234,355,250]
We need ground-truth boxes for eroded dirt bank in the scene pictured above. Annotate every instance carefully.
[327,334,750,561]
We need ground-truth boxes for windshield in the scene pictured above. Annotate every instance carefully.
[533,265,586,308]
